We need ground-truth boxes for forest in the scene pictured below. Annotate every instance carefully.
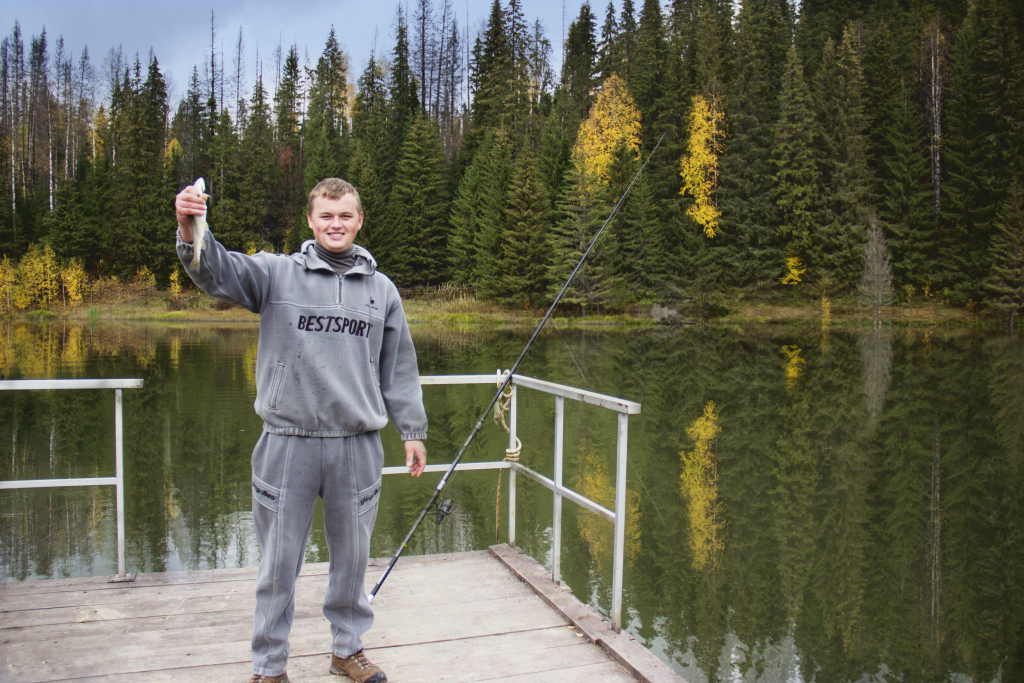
[1,0,1024,320]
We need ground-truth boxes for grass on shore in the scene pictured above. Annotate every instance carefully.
[8,284,1007,328]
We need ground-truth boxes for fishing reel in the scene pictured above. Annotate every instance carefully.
[425,498,455,525]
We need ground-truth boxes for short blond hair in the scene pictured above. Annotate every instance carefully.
[307,178,362,215]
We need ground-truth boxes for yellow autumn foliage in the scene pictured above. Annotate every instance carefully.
[60,259,88,306]
[781,345,805,392]
[60,326,88,368]
[679,401,725,571]
[0,255,14,313]
[680,93,726,237]
[781,250,807,285]
[573,74,642,195]
[14,244,60,309]
[168,268,182,296]
[576,441,641,566]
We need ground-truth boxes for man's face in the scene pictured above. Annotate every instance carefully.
[308,194,363,253]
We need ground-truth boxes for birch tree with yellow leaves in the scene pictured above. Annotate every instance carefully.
[680,93,727,237]
[572,73,642,195]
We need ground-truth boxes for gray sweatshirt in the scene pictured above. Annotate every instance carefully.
[176,231,428,441]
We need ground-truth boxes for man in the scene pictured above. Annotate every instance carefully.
[175,178,427,683]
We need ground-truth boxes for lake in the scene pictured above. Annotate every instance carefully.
[1,321,1021,683]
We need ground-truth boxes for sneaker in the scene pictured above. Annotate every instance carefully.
[249,674,288,683]
[330,650,387,682]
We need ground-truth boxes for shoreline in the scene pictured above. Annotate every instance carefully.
[3,290,1007,328]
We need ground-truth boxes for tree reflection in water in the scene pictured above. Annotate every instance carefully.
[1,322,1021,682]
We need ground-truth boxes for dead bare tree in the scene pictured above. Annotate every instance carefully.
[859,214,894,327]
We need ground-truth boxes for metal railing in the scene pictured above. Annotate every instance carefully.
[381,373,641,630]
[0,379,144,581]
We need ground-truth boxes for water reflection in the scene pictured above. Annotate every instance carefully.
[1,322,1022,683]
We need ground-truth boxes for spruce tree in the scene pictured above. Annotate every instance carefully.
[862,13,909,173]
[470,0,514,132]
[814,27,873,290]
[383,113,450,286]
[598,1,621,81]
[879,91,931,288]
[274,45,304,226]
[560,3,599,135]
[630,0,667,139]
[549,166,612,311]
[771,47,820,286]
[716,1,786,288]
[449,138,490,286]
[208,108,246,250]
[237,72,279,246]
[942,0,1024,301]
[389,6,420,152]
[617,0,638,82]
[500,150,551,306]
[350,54,391,257]
[618,171,662,300]
[986,182,1024,329]
[474,130,514,299]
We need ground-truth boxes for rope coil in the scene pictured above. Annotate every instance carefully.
[495,370,521,541]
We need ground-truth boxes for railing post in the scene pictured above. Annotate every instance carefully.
[508,382,517,547]
[114,388,126,580]
[552,396,564,585]
[611,412,628,632]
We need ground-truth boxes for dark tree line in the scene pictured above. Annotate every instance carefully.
[2,0,1024,319]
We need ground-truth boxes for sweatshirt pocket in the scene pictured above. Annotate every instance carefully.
[267,362,286,410]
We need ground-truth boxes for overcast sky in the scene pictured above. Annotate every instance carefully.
[5,0,584,106]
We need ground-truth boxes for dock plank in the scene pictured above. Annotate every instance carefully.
[0,548,685,683]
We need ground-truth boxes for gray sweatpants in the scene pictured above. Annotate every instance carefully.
[249,430,384,677]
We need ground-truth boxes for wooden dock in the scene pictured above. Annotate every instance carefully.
[0,545,682,683]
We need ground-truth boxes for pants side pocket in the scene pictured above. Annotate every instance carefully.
[252,472,282,513]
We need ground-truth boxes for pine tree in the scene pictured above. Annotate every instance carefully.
[814,27,873,290]
[390,6,420,150]
[448,137,490,286]
[560,3,599,135]
[880,91,931,288]
[618,171,662,300]
[986,182,1024,329]
[549,166,612,311]
[208,107,246,250]
[383,113,450,286]
[305,27,351,176]
[237,72,278,246]
[942,0,1024,301]
[350,53,391,257]
[474,130,514,299]
[617,0,638,82]
[471,0,510,130]
[598,1,621,81]
[862,13,909,173]
[500,149,550,306]
[771,47,820,286]
[715,0,788,288]
[275,45,304,229]
[630,0,667,139]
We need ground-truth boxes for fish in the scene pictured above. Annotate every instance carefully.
[190,177,209,270]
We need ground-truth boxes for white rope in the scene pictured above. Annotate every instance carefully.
[494,369,521,541]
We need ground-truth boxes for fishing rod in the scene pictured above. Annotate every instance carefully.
[368,132,666,602]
